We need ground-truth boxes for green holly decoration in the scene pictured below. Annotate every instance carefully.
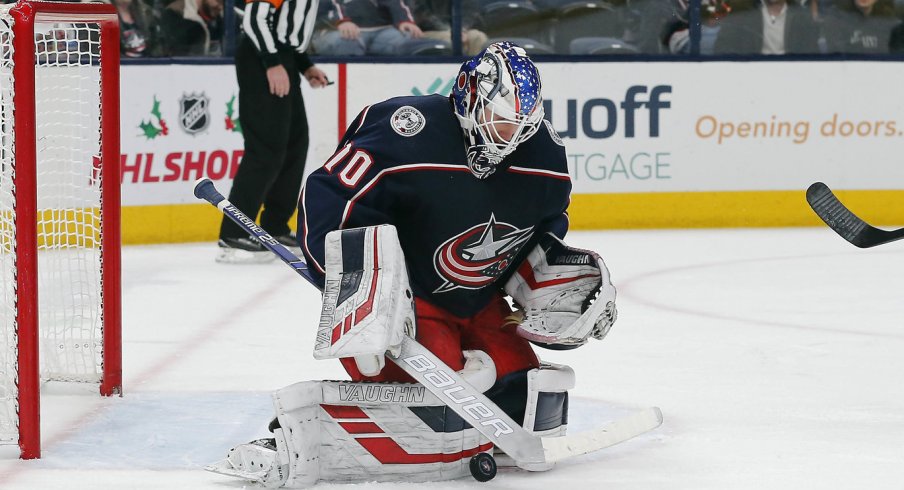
[139,95,169,140]
[225,95,242,134]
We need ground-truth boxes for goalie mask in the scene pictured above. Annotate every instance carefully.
[451,41,545,179]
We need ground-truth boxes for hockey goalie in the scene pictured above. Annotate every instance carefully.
[207,42,655,487]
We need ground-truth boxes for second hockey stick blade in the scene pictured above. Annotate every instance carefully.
[806,182,904,248]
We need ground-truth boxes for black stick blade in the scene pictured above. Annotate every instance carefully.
[806,182,869,247]
[806,182,904,248]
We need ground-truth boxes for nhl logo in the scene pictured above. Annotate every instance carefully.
[179,93,210,135]
[390,106,425,137]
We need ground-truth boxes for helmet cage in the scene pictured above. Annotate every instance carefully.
[452,42,544,178]
[470,55,544,160]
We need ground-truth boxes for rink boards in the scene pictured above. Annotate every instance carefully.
[115,62,904,243]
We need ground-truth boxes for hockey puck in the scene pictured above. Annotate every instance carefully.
[469,452,497,482]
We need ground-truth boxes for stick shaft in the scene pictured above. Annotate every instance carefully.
[193,178,318,285]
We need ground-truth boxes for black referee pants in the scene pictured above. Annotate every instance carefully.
[220,37,309,240]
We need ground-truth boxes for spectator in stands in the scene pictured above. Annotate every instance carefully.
[807,0,832,20]
[411,0,487,55]
[823,0,898,53]
[661,0,731,54]
[617,0,681,53]
[713,0,820,54]
[312,0,423,55]
[160,0,225,56]
[110,0,155,57]
[891,21,904,51]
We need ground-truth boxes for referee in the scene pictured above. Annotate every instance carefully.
[218,0,329,263]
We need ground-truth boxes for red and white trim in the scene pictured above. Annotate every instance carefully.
[515,260,597,290]
[321,404,494,465]
[339,163,470,228]
[299,185,325,274]
[329,231,380,346]
[354,105,371,135]
[507,165,571,181]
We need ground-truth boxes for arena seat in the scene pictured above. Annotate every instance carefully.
[478,1,550,44]
[397,38,454,55]
[552,1,623,53]
[569,36,640,54]
[488,36,556,54]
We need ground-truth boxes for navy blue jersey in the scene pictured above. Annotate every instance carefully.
[299,94,571,318]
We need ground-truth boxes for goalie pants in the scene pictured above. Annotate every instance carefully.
[340,294,540,383]
[220,37,310,240]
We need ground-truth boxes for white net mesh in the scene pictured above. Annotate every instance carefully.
[0,5,106,446]
[34,20,104,382]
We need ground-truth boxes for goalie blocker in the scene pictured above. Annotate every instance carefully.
[313,225,416,377]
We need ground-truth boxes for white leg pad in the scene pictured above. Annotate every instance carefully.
[274,384,322,487]
[496,361,575,470]
[209,351,497,487]
[523,361,575,438]
[273,380,493,486]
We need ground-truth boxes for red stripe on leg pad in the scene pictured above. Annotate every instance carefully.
[339,422,384,434]
[343,314,353,334]
[356,438,494,464]
[354,232,380,324]
[321,404,369,419]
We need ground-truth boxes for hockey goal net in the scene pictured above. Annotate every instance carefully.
[0,1,120,459]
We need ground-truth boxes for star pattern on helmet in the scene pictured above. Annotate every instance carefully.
[499,44,541,116]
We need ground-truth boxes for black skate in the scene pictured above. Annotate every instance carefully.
[215,236,276,264]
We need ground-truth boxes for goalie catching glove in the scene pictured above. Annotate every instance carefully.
[504,232,617,348]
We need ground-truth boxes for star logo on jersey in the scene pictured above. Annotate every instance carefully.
[433,214,534,293]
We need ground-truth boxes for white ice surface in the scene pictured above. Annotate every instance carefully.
[1,227,903,489]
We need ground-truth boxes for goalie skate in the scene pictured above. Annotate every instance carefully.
[215,237,277,264]
[205,437,288,487]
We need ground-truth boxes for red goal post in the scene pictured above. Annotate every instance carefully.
[0,1,121,459]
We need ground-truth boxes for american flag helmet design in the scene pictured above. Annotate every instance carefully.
[451,41,545,179]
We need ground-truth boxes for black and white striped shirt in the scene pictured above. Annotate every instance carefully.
[242,0,318,66]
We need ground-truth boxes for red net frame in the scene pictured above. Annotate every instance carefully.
[8,0,121,459]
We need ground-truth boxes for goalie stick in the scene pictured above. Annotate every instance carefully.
[193,178,663,471]
[806,182,904,248]
[395,336,663,468]
[193,178,317,284]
